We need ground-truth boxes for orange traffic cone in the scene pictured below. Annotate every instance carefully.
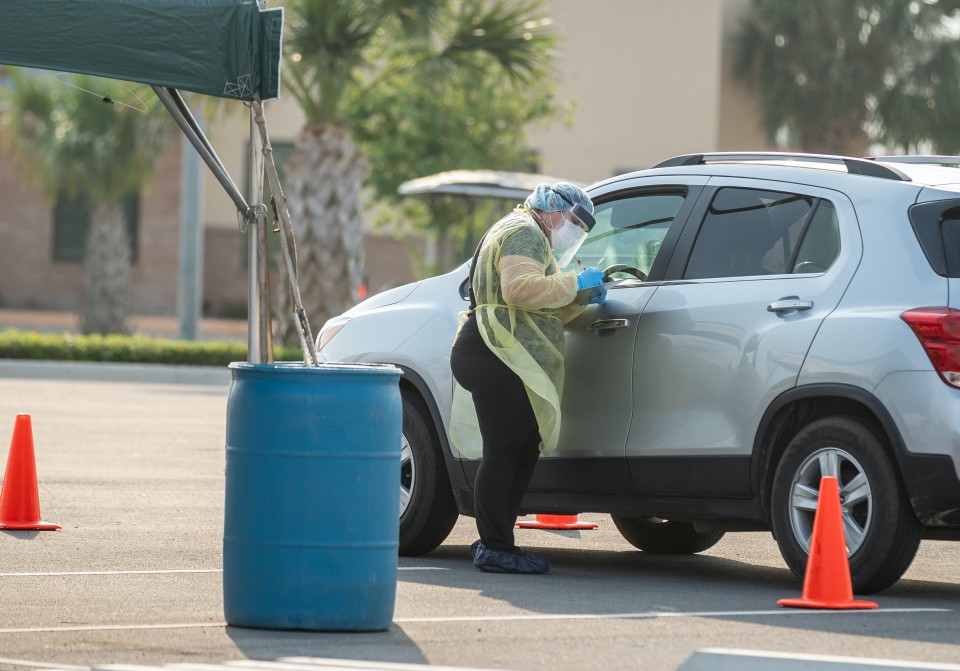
[0,414,60,530]
[777,476,875,610]
[517,514,598,530]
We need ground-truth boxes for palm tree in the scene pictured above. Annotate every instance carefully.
[1,71,172,334]
[352,50,561,274]
[733,0,960,156]
[277,0,555,342]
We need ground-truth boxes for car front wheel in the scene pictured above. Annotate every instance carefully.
[399,391,459,556]
[770,415,922,594]
[611,515,725,554]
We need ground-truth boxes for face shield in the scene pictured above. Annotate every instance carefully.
[553,212,590,268]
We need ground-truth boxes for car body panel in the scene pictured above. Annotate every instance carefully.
[799,186,949,389]
[626,178,862,462]
[320,265,467,437]
[874,371,960,470]
[544,176,709,463]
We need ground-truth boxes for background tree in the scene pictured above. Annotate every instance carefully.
[733,0,960,156]
[351,50,566,276]
[278,0,556,341]
[1,71,172,334]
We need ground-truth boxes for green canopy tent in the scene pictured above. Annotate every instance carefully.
[0,0,312,363]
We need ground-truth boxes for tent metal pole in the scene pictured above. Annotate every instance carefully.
[247,104,273,364]
[251,96,318,365]
[151,85,273,362]
[151,86,251,222]
[165,88,230,177]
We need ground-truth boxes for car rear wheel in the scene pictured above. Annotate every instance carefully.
[611,515,725,554]
[770,416,922,594]
[399,391,459,556]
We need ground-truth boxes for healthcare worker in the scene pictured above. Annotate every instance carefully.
[449,182,604,574]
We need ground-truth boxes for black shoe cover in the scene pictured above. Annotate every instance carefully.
[471,539,550,574]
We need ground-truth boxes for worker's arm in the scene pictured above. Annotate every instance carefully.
[499,255,578,310]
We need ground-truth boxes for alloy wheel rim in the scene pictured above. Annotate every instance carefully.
[789,446,872,556]
[400,434,415,517]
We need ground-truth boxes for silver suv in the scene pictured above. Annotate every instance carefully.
[317,153,960,593]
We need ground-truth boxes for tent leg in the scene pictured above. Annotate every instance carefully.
[151,87,250,221]
[152,86,276,362]
[247,105,273,364]
[251,96,318,366]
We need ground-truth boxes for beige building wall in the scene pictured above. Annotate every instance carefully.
[716,0,769,151]
[0,141,183,314]
[530,0,764,182]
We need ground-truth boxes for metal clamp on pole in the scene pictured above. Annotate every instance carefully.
[252,95,319,366]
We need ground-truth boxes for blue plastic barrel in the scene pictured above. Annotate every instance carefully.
[223,362,401,631]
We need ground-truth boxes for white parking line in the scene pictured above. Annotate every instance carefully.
[393,607,950,623]
[0,623,222,634]
[0,570,221,577]
[0,608,946,634]
[0,567,446,578]
[0,656,86,669]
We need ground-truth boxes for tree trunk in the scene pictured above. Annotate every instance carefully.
[275,122,368,344]
[80,204,132,335]
[799,117,870,157]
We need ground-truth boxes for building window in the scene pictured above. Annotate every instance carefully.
[52,189,139,263]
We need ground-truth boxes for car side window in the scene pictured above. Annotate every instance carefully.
[792,200,839,274]
[573,192,685,277]
[684,187,836,279]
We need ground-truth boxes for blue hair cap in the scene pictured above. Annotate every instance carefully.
[525,182,596,230]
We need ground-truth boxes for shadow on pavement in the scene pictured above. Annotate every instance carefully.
[397,542,960,648]
[226,624,430,664]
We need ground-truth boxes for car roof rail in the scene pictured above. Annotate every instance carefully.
[653,152,911,182]
[870,155,960,167]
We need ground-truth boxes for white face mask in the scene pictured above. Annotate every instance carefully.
[550,217,585,251]
[550,215,589,268]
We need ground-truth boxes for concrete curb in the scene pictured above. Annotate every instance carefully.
[677,649,960,671]
[0,359,231,385]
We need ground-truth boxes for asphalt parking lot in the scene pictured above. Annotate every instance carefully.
[1,362,959,671]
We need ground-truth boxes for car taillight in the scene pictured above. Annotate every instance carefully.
[900,308,960,388]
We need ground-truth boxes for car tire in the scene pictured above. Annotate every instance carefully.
[770,415,922,594]
[399,391,459,556]
[611,515,725,554]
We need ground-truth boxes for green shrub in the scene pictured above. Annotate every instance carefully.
[0,329,302,366]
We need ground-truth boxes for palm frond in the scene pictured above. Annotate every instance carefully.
[378,0,446,39]
[285,0,383,121]
[436,0,555,83]
[731,0,960,150]
[1,70,171,204]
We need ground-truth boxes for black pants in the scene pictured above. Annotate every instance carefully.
[450,315,542,554]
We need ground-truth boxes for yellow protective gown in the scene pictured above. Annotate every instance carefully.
[450,207,585,459]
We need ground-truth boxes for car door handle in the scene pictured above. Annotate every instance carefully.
[767,297,813,315]
[589,318,629,334]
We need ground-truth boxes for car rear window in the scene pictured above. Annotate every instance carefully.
[684,187,838,279]
[909,200,960,278]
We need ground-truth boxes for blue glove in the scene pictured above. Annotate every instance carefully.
[576,266,603,290]
[580,284,607,306]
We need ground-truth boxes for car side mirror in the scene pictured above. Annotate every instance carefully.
[459,276,470,301]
